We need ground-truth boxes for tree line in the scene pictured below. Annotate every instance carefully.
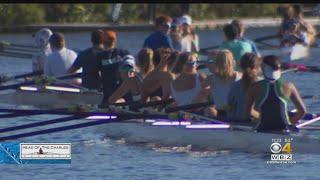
[0,4,317,26]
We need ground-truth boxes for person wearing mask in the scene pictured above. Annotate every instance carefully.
[246,55,306,133]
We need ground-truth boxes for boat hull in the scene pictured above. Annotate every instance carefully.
[96,119,320,154]
[0,90,103,108]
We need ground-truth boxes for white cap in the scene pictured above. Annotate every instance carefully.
[181,15,192,25]
[121,55,135,67]
[34,28,53,49]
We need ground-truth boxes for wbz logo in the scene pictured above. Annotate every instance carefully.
[270,142,293,161]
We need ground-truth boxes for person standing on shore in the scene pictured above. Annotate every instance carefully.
[143,15,173,50]
[68,29,105,90]
[32,28,53,73]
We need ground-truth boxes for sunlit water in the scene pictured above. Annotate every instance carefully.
[0,26,319,179]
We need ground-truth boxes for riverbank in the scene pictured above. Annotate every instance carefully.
[1,18,319,33]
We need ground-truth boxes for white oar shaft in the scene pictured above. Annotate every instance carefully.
[296,116,320,128]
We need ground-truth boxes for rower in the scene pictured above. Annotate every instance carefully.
[143,15,173,50]
[170,17,183,51]
[227,53,262,122]
[32,28,53,73]
[292,4,317,46]
[44,32,79,80]
[97,30,130,104]
[141,48,179,102]
[231,19,261,57]
[108,55,142,104]
[219,23,253,67]
[136,48,155,79]
[180,14,199,53]
[203,49,242,117]
[68,29,104,90]
[168,52,206,106]
[246,55,306,133]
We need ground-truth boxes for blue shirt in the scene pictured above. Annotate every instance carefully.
[220,39,253,62]
[143,31,173,50]
[240,37,260,56]
[71,47,102,90]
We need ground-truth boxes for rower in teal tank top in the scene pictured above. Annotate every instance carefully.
[246,55,306,133]
[219,23,253,70]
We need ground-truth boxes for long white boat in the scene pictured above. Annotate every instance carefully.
[0,85,103,108]
[94,117,320,154]
[262,43,310,63]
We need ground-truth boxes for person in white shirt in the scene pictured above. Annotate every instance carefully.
[44,32,78,77]
[180,15,199,53]
[32,28,53,72]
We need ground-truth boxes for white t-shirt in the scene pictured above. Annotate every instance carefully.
[32,46,52,72]
[44,47,78,77]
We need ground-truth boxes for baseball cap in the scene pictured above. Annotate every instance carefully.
[181,15,192,25]
[119,55,136,72]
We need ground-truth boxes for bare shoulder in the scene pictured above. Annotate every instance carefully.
[198,72,207,81]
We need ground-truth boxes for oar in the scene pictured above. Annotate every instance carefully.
[0,70,43,84]
[282,63,320,73]
[0,72,81,91]
[0,41,37,49]
[0,113,169,141]
[165,101,214,113]
[254,34,280,42]
[0,51,33,59]
[296,116,320,128]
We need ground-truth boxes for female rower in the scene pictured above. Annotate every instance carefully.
[246,55,306,133]
[167,52,206,106]
[136,48,155,79]
[108,55,142,104]
[227,53,262,122]
[140,48,179,102]
[33,28,53,73]
[180,15,199,53]
[203,49,242,117]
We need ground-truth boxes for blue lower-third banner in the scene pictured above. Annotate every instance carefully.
[0,142,71,164]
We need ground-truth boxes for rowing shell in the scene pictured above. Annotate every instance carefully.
[0,89,103,108]
[95,118,320,154]
[262,44,310,63]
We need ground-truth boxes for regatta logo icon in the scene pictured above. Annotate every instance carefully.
[20,143,71,160]
[267,138,296,164]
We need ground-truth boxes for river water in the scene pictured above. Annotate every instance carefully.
[0,27,319,179]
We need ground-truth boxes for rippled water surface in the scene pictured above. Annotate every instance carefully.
[0,26,319,179]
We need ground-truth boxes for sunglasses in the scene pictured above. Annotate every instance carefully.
[185,60,198,66]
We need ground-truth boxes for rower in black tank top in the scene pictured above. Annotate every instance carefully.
[255,79,291,133]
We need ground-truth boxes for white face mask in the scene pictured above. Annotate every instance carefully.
[262,63,281,81]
